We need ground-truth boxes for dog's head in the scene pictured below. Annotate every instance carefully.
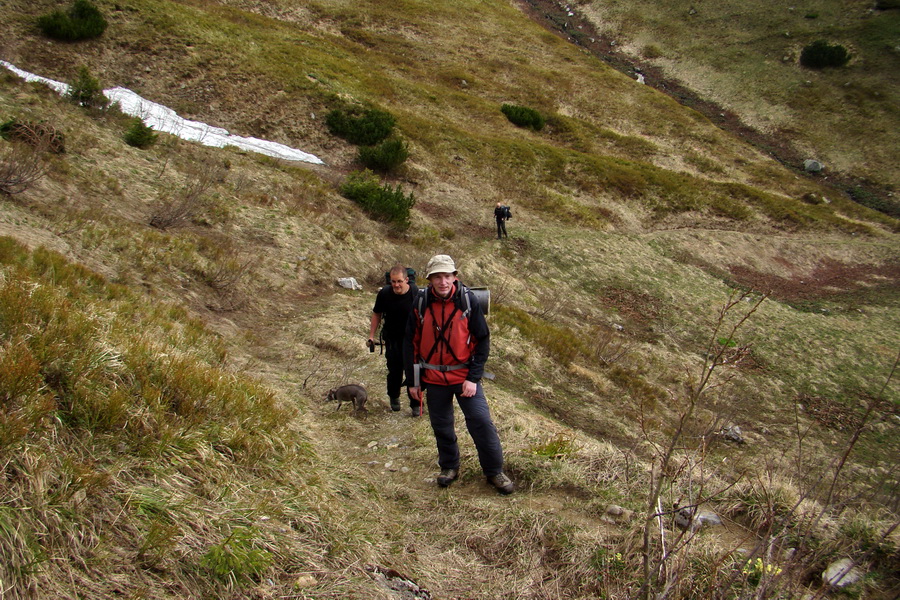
[325,388,338,401]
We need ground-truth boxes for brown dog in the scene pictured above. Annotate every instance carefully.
[326,384,368,414]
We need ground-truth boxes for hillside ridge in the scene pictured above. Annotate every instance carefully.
[518,0,893,208]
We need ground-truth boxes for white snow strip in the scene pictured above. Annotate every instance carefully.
[1,60,324,165]
[1,60,69,94]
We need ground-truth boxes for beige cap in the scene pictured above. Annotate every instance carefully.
[425,254,457,278]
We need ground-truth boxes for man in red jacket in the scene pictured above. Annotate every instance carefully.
[404,254,514,495]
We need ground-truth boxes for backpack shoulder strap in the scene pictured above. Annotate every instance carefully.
[417,285,473,322]
[458,284,472,319]
[415,288,428,325]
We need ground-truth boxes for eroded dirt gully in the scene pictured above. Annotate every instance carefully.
[515,0,887,202]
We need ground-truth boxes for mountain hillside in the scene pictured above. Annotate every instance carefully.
[565,0,899,202]
[0,1,897,599]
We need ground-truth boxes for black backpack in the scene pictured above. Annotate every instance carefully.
[503,205,512,220]
[384,267,417,286]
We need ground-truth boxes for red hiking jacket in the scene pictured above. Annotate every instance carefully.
[404,282,490,386]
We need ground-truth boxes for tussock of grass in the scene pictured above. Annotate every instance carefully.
[0,238,379,597]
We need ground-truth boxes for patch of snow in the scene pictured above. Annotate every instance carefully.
[1,60,324,165]
[1,60,69,94]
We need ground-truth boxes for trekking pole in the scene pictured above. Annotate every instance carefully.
[413,363,422,416]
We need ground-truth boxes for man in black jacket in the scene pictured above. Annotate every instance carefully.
[494,202,510,239]
[369,264,420,414]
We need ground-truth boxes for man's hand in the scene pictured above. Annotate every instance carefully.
[408,386,422,401]
[461,380,476,397]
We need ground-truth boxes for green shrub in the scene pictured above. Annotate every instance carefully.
[202,527,272,584]
[123,118,158,149]
[800,40,851,69]
[358,138,409,172]
[848,186,900,218]
[340,169,415,229]
[37,0,107,41]
[326,106,395,146]
[501,103,545,131]
[67,65,108,109]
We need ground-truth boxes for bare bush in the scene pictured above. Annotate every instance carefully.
[202,253,257,313]
[532,281,568,320]
[1,120,65,153]
[202,254,256,293]
[487,274,513,306]
[295,349,367,395]
[637,289,766,600]
[591,324,633,366]
[629,291,900,600]
[0,125,56,195]
[149,162,224,230]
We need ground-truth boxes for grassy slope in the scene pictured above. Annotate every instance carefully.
[579,0,900,193]
[0,0,898,598]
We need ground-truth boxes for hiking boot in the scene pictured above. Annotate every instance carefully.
[410,404,422,417]
[436,469,458,488]
[389,397,401,412]
[488,472,514,495]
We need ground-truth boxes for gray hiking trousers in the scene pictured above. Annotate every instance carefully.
[424,381,504,477]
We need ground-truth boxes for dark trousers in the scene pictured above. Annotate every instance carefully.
[496,219,507,239]
[424,382,503,477]
[385,338,418,407]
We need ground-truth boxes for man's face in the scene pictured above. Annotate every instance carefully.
[428,272,456,298]
[390,274,408,294]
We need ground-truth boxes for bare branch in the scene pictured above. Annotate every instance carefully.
[0,124,57,195]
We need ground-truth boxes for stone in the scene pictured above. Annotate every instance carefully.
[674,505,722,530]
[337,277,362,290]
[674,505,695,530]
[607,504,633,517]
[803,159,824,173]
[822,557,863,588]
[294,575,318,588]
[696,510,723,527]
[721,425,745,444]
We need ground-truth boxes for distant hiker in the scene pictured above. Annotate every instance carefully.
[494,202,511,239]
[369,264,420,414]
[404,254,514,495]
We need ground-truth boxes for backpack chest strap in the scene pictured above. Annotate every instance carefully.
[419,361,467,372]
